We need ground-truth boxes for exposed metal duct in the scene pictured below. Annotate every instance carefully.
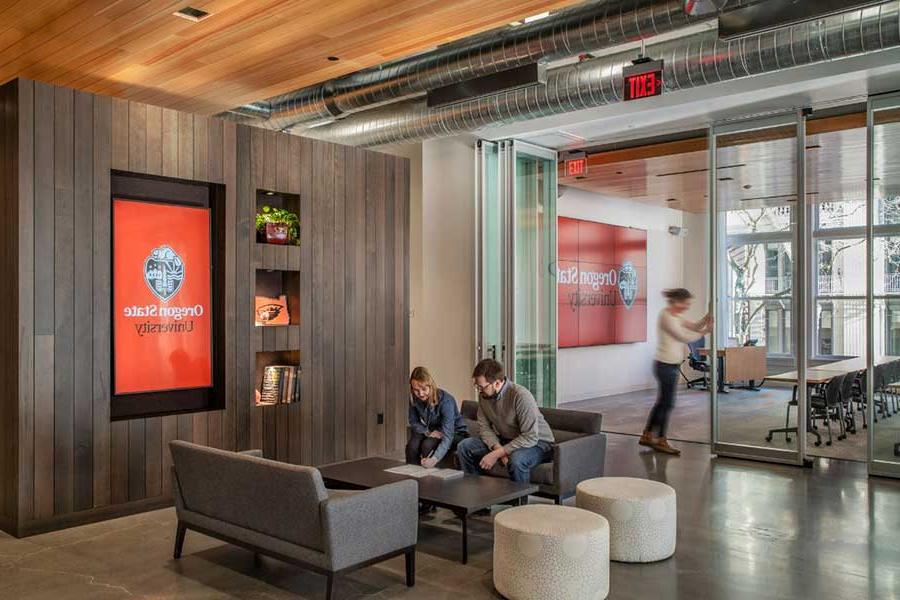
[302,1,900,147]
[232,0,736,131]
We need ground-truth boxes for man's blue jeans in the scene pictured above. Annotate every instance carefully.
[455,437,553,483]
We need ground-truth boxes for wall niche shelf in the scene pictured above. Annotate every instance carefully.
[254,188,302,411]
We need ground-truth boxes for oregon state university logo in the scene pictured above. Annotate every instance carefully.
[144,245,185,302]
[618,261,638,309]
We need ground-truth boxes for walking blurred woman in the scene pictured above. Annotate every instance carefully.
[640,288,713,455]
[406,367,468,468]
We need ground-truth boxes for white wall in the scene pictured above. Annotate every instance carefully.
[557,186,706,403]
[378,136,477,402]
[380,139,707,404]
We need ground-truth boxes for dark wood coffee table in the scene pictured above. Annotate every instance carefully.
[319,456,537,564]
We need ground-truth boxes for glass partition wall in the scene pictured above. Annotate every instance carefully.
[710,113,807,464]
[476,140,558,407]
[708,102,900,477]
[869,94,900,478]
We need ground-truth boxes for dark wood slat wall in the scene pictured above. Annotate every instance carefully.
[1,78,237,536]
[237,126,409,467]
[0,78,410,537]
[0,77,21,531]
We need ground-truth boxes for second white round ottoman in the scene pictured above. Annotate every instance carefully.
[576,477,676,563]
[493,505,609,600]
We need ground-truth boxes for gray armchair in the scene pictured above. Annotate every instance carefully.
[460,401,607,504]
[169,441,418,600]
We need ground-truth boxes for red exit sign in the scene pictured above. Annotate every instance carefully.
[623,59,663,101]
[566,157,587,177]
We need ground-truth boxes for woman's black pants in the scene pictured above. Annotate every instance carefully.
[646,361,680,438]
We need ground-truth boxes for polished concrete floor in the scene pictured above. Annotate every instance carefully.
[2,433,899,599]
[564,384,900,463]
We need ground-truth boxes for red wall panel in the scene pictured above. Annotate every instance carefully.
[557,217,647,348]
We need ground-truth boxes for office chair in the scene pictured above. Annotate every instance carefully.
[681,338,710,390]
[856,366,891,426]
[839,370,858,435]
[809,373,846,446]
[874,365,891,421]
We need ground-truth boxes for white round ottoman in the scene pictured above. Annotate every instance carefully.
[493,505,609,600]
[576,477,676,563]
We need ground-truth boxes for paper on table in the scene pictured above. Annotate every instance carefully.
[384,465,464,480]
[384,464,434,478]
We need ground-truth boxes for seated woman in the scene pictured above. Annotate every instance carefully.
[407,366,468,469]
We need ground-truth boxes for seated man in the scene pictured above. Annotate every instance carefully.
[456,358,555,483]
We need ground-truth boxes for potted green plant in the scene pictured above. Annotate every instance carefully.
[256,205,299,245]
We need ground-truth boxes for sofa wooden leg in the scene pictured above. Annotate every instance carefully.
[173,523,187,559]
[405,548,416,587]
[326,573,335,600]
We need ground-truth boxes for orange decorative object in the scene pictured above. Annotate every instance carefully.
[255,295,290,326]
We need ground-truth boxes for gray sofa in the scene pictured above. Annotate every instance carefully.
[169,441,418,600]
[459,400,607,504]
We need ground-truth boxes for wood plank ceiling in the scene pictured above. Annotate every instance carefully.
[0,0,579,115]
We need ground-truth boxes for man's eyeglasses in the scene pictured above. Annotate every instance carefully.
[473,381,495,393]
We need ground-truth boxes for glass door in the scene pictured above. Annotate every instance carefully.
[868,93,900,479]
[710,112,807,465]
[510,141,558,407]
[475,140,558,407]
[476,141,506,365]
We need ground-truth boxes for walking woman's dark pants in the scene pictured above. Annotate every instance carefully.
[646,360,680,437]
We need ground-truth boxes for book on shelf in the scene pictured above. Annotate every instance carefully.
[257,364,301,405]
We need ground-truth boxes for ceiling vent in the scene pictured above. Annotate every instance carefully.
[173,6,211,22]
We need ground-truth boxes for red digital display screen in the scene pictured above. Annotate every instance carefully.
[113,199,213,395]
[623,59,664,101]
[558,217,647,347]
[566,157,587,177]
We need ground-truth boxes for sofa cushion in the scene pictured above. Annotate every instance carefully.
[170,441,329,551]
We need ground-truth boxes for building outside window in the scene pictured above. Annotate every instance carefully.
[722,197,900,360]
[724,207,792,354]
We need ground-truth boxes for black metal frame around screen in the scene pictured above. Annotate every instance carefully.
[110,170,225,420]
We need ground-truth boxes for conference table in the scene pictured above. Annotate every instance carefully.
[768,355,897,385]
[766,356,898,443]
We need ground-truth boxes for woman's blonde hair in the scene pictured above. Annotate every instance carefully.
[409,366,439,407]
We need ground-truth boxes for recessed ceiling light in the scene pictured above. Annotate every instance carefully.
[615,171,624,175]
[524,11,550,23]
[510,10,551,26]
[327,56,340,62]
[743,184,752,189]
[173,6,211,22]
[666,198,678,202]
[265,191,275,196]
